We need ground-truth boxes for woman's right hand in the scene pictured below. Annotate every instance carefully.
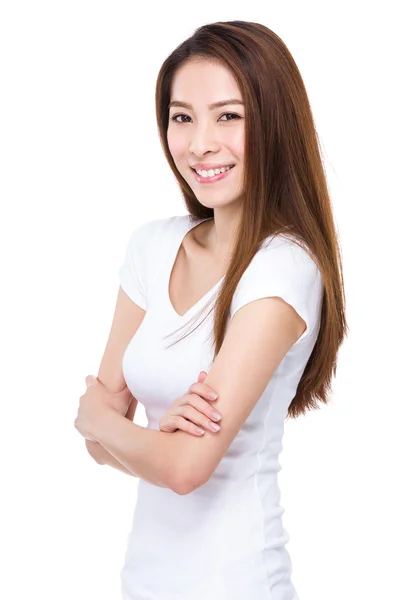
[159,371,222,436]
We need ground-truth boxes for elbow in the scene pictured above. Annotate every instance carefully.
[170,470,191,495]
[172,478,200,496]
[165,438,212,495]
[171,466,209,496]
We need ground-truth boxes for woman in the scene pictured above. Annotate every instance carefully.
[75,20,348,600]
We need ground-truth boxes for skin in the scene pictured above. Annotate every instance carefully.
[76,60,247,469]
[167,57,245,259]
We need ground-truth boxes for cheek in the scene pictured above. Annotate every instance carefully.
[230,130,245,157]
[167,129,186,161]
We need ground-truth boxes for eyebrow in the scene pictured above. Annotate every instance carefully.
[168,99,244,110]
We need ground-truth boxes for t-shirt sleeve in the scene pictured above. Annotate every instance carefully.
[230,236,324,344]
[118,221,151,310]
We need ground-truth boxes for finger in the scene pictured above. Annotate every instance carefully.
[160,415,207,437]
[189,381,219,401]
[179,404,221,433]
[180,390,220,427]
[184,393,222,421]
[197,371,207,383]
[85,375,97,387]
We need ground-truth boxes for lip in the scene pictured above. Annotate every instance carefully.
[191,164,235,184]
[190,163,235,170]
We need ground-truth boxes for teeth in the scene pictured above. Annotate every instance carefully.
[195,165,233,178]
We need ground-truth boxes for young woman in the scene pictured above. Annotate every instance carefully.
[75,20,348,600]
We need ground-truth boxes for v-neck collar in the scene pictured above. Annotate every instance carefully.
[166,217,225,320]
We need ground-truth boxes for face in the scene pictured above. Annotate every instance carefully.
[167,59,245,209]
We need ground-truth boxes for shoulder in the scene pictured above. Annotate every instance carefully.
[124,215,183,250]
[240,232,322,287]
[260,231,318,262]
[230,232,324,341]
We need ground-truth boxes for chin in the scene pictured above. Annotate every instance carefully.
[196,194,241,208]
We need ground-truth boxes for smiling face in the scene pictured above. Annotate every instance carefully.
[167,58,245,209]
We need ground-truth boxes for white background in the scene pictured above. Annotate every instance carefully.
[1,1,405,599]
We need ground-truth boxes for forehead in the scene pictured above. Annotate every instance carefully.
[170,59,241,102]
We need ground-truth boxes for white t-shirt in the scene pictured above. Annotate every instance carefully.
[118,214,324,600]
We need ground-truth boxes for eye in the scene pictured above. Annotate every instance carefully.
[170,112,242,124]
[219,113,241,121]
[170,114,191,123]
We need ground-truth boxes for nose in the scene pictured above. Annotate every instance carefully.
[188,122,221,157]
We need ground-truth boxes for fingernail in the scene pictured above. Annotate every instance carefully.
[209,392,218,400]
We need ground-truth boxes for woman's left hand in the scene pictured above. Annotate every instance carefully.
[74,375,131,441]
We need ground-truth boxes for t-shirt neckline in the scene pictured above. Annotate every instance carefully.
[166,216,225,320]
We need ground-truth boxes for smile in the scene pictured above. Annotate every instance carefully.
[191,165,235,184]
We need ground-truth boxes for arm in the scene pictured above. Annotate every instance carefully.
[85,394,135,474]
[85,395,139,477]
[86,298,305,494]
[86,236,317,490]
[86,440,135,476]
[84,285,146,475]
[90,409,188,493]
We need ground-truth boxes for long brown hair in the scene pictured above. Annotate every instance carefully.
[155,20,349,419]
